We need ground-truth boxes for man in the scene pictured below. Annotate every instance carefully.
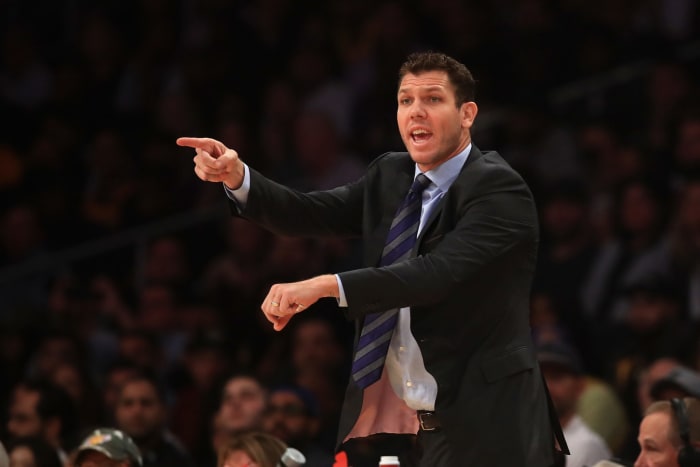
[651,366,700,402]
[177,51,565,466]
[214,373,268,436]
[262,384,335,467]
[634,397,700,467]
[6,379,77,463]
[113,372,194,467]
[538,341,611,467]
[74,427,142,467]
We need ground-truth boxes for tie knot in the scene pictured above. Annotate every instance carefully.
[410,173,432,195]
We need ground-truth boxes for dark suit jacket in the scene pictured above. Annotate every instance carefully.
[234,145,565,466]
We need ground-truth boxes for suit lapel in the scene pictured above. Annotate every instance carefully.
[415,145,484,246]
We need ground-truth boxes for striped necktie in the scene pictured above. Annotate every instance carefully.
[351,173,432,389]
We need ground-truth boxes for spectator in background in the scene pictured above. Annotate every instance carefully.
[6,436,62,467]
[101,359,141,425]
[5,379,78,464]
[262,384,334,466]
[532,179,598,364]
[211,373,269,458]
[72,427,143,467]
[170,331,231,461]
[634,397,700,467]
[116,329,163,376]
[217,431,287,467]
[538,341,612,467]
[650,366,700,402]
[113,371,194,467]
[603,279,694,391]
[582,177,671,323]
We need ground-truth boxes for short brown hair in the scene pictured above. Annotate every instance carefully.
[398,51,476,106]
[645,397,700,448]
[217,431,287,467]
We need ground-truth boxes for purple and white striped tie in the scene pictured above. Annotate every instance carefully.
[351,173,432,389]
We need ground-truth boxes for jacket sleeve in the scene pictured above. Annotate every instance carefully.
[231,167,366,239]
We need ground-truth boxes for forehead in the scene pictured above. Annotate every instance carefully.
[639,411,672,440]
[225,377,261,394]
[270,391,304,406]
[398,71,452,92]
[120,380,158,398]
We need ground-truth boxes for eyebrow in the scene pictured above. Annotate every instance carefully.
[398,86,446,93]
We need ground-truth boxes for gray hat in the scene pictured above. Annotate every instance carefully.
[75,428,143,466]
[650,366,700,400]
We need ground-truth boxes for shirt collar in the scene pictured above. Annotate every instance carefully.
[414,143,472,193]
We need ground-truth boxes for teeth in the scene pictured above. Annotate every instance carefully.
[412,129,429,136]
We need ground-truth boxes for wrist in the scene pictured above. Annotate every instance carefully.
[316,274,339,299]
[223,162,245,190]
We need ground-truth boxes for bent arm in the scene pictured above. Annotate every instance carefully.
[339,176,537,317]
[233,167,365,238]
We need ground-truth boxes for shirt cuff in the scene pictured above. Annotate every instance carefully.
[223,164,250,208]
[335,274,348,307]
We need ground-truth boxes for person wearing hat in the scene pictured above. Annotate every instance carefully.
[74,428,143,467]
[538,341,612,467]
[651,366,700,402]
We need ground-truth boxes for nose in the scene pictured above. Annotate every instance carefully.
[409,101,426,119]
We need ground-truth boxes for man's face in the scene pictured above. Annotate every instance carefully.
[76,450,129,467]
[7,388,42,439]
[262,391,314,445]
[541,365,582,421]
[114,380,164,441]
[217,377,266,432]
[396,71,476,172]
[635,412,679,467]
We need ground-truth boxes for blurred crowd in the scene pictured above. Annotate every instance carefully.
[1,0,700,466]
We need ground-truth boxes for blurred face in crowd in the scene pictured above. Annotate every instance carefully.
[115,380,165,441]
[217,376,267,432]
[7,388,42,440]
[262,390,317,446]
[76,450,129,467]
[634,411,679,467]
[221,449,256,467]
[541,364,582,423]
[9,445,36,467]
[397,71,476,172]
[292,320,343,374]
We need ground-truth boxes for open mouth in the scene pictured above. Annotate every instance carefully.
[411,128,432,144]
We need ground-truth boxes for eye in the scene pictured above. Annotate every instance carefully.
[429,96,441,103]
[399,97,412,105]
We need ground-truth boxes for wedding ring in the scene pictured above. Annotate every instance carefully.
[271,301,280,307]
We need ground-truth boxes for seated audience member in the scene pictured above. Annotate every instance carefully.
[73,427,143,467]
[6,436,63,467]
[634,397,700,467]
[113,371,194,466]
[218,431,287,467]
[6,378,78,463]
[538,341,612,467]
[262,384,334,466]
[651,366,700,401]
[214,373,268,439]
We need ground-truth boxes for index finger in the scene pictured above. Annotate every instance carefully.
[176,137,224,155]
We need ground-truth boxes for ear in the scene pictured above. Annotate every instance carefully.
[461,102,478,129]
